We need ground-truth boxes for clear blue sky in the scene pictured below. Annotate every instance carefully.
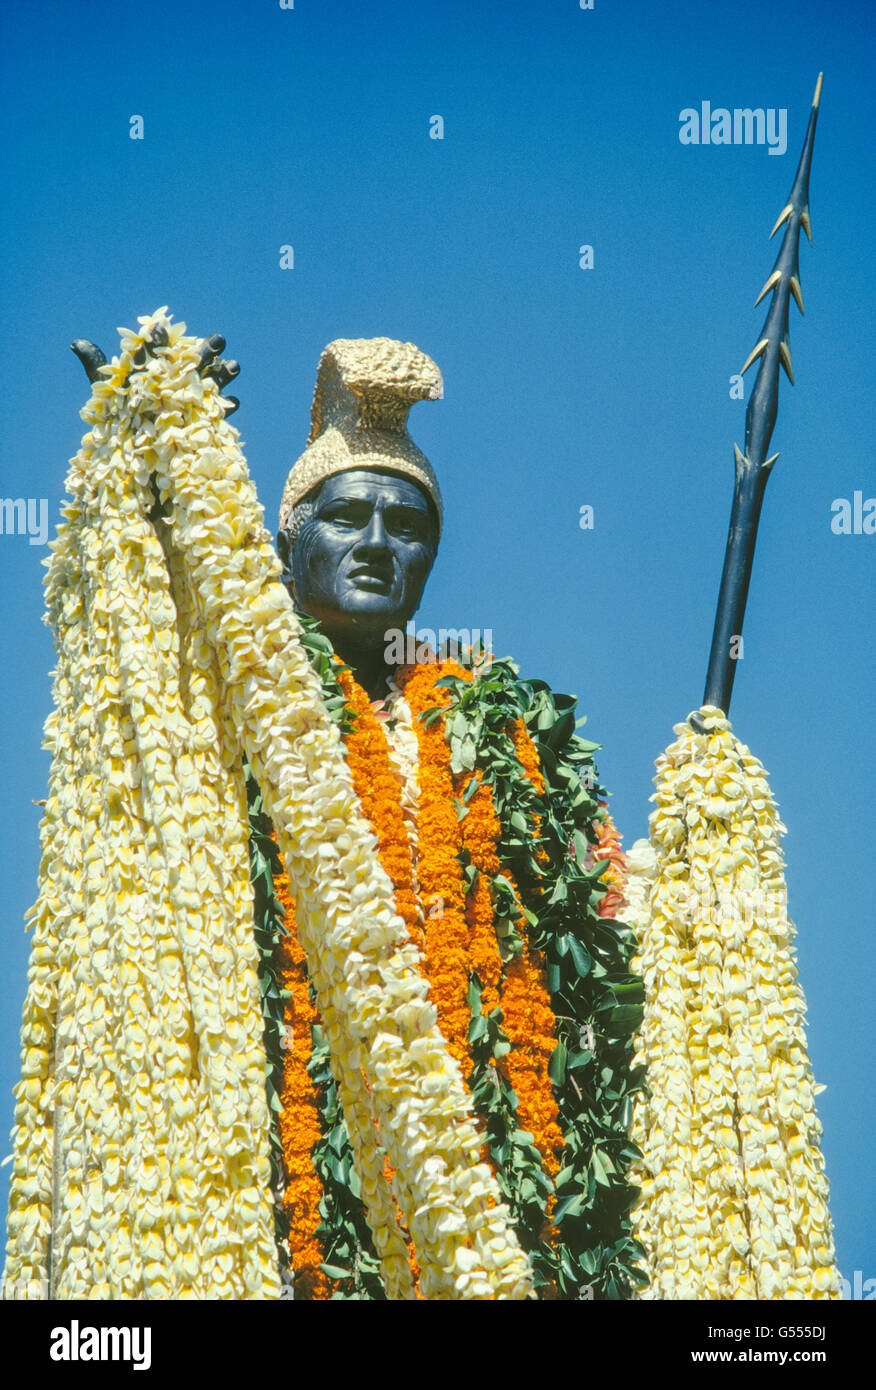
[0,0,872,1291]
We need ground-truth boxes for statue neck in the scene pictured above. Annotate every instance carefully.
[287,590,399,702]
[327,634,395,702]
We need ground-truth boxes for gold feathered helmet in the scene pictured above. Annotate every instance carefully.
[278,337,444,549]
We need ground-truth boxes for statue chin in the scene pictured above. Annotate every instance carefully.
[297,591,414,656]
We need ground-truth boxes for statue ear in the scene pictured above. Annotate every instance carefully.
[276,529,296,601]
[278,525,298,597]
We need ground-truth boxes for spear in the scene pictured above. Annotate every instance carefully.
[693,74,823,730]
[626,80,840,1302]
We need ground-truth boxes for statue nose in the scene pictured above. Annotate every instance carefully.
[357,511,390,550]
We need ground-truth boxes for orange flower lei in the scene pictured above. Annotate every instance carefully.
[402,667,562,1182]
[333,668,425,1293]
[458,771,504,1015]
[335,667,424,952]
[498,947,564,1180]
[510,717,545,795]
[399,660,475,1074]
[499,722,563,1179]
[459,767,563,1180]
[272,858,329,1300]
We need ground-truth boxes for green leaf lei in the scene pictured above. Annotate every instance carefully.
[433,659,648,1299]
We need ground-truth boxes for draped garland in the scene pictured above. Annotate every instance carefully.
[250,652,647,1299]
[4,310,533,1301]
[625,710,839,1300]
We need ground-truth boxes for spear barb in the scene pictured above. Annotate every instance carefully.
[696,74,822,725]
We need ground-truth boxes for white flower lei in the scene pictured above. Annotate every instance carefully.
[627,707,838,1300]
[4,311,533,1302]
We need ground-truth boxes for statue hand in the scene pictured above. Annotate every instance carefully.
[71,329,241,414]
[195,333,241,414]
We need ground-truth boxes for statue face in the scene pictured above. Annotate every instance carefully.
[288,470,436,650]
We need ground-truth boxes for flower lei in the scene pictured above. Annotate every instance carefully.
[5,328,279,1299]
[4,310,533,1301]
[625,708,839,1299]
[259,652,647,1299]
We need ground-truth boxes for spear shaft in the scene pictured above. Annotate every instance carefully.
[700,74,823,718]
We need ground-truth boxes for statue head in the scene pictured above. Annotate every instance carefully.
[278,468,438,652]
[278,338,443,678]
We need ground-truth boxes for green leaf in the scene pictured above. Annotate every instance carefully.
[468,1014,489,1043]
[591,1149,615,1186]
[554,1192,589,1222]
[568,936,592,979]
[572,829,592,864]
[460,733,477,769]
[542,708,576,750]
[606,1004,643,1032]
[462,776,482,803]
[548,1039,567,1086]
[567,1048,593,1070]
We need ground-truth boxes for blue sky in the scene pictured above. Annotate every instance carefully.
[0,0,872,1290]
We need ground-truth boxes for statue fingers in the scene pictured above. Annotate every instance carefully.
[196,334,226,372]
[205,359,239,390]
[73,328,240,412]
[70,339,107,383]
[195,333,240,409]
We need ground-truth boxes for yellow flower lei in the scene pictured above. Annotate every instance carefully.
[626,707,839,1300]
[4,310,533,1302]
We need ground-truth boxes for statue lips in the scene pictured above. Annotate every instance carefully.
[347,563,394,596]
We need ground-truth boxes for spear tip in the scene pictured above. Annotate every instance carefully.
[740,338,769,376]
[813,72,823,109]
[754,269,782,308]
[769,203,794,239]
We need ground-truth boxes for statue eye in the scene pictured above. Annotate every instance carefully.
[387,509,427,541]
[323,502,369,528]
